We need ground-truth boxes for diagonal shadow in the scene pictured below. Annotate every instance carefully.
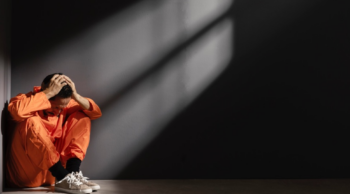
[98,7,233,111]
[114,0,350,179]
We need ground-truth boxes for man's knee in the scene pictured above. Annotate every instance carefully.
[65,112,91,133]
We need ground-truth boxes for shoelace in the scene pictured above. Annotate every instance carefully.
[57,172,83,187]
[76,171,90,183]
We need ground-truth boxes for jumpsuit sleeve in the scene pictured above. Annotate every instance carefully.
[8,92,51,122]
[66,98,102,120]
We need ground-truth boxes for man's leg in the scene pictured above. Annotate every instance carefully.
[56,111,100,190]
[6,116,65,187]
[57,111,91,169]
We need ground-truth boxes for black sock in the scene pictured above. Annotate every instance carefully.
[49,160,69,181]
[66,158,82,173]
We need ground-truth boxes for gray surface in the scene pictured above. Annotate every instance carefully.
[0,0,11,190]
[4,179,350,194]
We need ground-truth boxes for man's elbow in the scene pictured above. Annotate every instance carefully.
[91,112,102,120]
[8,106,28,122]
[8,112,25,122]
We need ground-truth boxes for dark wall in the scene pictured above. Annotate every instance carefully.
[11,0,350,179]
[117,0,350,179]
[12,0,141,64]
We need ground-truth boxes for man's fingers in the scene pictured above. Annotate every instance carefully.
[63,76,75,88]
[55,76,65,83]
[63,75,73,83]
[51,74,60,81]
[63,77,71,84]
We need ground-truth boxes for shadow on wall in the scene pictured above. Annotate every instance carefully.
[1,103,16,186]
[116,0,350,179]
[12,0,143,64]
[1,103,8,151]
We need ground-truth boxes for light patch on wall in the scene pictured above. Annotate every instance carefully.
[183,0,232,36]
[184,19,233,98]
[83,0,234,179]
[84,18,233,179]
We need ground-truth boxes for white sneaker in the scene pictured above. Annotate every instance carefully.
[55,173,92,194]
[75,171,101,190]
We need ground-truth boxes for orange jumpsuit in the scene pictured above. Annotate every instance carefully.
[6,86,102,188]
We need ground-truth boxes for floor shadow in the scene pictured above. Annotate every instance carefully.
[115,0,350,179]
[3,185,54,192]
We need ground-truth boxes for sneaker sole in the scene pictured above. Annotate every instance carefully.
[90,185,100,190]
[55,186,92,194]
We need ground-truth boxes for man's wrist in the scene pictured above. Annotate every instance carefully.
[73,93,90,110]
[72,92,79,100]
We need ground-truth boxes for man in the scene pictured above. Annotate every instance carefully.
[6,73,102,194]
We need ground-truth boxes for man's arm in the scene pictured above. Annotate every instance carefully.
[64,75,102,120]
[8,74,68,122]
[8,92,51,122]
[66,98,102,120]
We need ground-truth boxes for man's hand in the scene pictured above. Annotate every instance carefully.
[63,75,77,99]
[63,75,91,110]
[42,74,67,99]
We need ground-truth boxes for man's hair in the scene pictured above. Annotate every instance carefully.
[41,73,73,100]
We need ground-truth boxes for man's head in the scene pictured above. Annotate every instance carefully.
[41,73,73,116]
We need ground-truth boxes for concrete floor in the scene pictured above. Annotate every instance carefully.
[3,179,350,194]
